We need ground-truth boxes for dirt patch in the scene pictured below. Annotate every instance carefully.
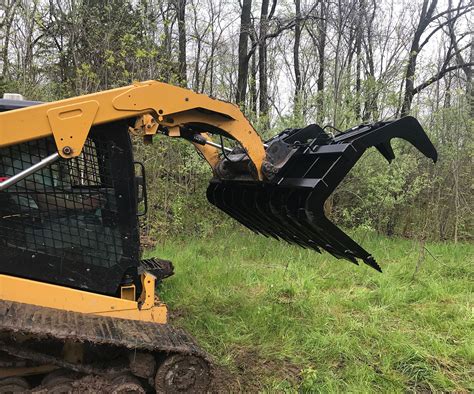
[70,375,114,392]
[167,306,192,321]
[212,348,302,392]
[209,364,241,392]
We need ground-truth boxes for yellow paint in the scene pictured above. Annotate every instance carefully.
[138,272,156,310]
[120,284,136,301]
[0,274,167,324]
[47,100,99,158]
[130,114,158,137]
[193,132,220,169]
[0,80,266,179]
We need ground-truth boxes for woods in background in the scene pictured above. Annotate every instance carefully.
[0,0,472,242]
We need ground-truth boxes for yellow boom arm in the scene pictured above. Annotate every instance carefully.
[0,80,266,179]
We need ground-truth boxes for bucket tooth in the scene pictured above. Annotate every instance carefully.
[207,117,437,272]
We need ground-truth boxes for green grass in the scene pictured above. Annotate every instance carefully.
[148,229,473,392]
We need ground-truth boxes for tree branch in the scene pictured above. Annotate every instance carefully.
[428,2,472,23]
[268,0,277,20]
[413,62,474,94]
[419,6,472,50]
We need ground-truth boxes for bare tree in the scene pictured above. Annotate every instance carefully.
[236,0,252,105]
[258,0,275,129]
[293,0,302,116]
[249,30,258,114]
[176,0,187,85]
[313,1,327,123]
[362,0,377,121]
[401,0,473,116]
[0,0,19,79]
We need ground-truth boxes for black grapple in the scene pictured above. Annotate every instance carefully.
[207,116,437,271]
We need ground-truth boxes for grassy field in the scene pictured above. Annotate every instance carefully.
[148,229,473,392]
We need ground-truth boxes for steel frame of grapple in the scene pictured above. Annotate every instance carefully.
[207,117,437,271]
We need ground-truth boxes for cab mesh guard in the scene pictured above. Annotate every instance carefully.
[207,116,437,271]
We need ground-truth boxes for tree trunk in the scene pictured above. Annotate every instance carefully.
[1,0,18,79]
[177,0,187,85]
[316,1,326,124]
[293,0,302,117]
[258,0,270,129]
[194,39,201,90]
[160,3,173,82]
[469,37,474,118]
[401,0,438,116]
[236,0,252,105]
[362,0,378,121]
[355,21,362,120]
[249,34,258,114]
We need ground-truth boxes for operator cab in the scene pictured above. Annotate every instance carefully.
[0,95,156,296]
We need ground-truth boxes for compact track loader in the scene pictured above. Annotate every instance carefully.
[0,81,437,392]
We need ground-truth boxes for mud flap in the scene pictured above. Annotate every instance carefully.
[207,117,437,271]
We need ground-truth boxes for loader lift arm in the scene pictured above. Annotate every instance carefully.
[0,80,266,179]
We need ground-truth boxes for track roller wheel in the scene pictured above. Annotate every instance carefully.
[41,369,77,393]
[109,374,145,393]
[154,354,210,393]
[129,352,156,379]
[0,377,29,393]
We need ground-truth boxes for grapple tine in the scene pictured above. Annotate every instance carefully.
[274,189,323,250]
[268,187,317,248]
[254,187,287,240]
[207,117,437,272]
[208,182,258,234]
[222,184,263,235]
[251,186,289,241]
[241,185,278,239]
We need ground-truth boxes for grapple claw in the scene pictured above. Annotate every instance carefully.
[207,117,437,271]
[376,141,395,162]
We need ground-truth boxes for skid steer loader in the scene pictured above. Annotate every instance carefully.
[0,81,437,392]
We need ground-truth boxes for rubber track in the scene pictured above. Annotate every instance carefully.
[0,300,209,361]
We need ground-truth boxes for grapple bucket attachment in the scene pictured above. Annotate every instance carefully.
[207,116,437,271]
